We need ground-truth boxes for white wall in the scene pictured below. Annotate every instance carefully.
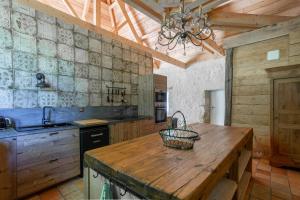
[154,58,225,124]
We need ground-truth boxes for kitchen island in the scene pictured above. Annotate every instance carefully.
[84,123,253,200]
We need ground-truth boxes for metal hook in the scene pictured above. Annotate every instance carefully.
[92,172,99,178]
[119,187,127,196]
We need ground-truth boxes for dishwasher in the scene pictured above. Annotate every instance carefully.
[80,125,109,176]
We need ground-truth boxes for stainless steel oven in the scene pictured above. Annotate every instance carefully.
[155,90,167,103]
[155,106,167,123]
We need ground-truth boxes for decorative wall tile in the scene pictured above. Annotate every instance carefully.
[14,70,36,90]
[123,72,131,83]
[0,28,12,48]
[112,40,122,48]
[58,75,74,92]
[74,33,88,50]
[89,65,100,80]
[131,84,138,95]
[102,41,112,56]
[44,74,58,90]
[14,90,38,108]
[89,52,101,66]
[89,79,101,93]
[58,27,73,46]
[138,54,145,67]
[131,94,138,106]
[0,89,13,108]
[37,20,57,41]
[112,46,122,58]
[102,55,112,69]
[75,48,89,64]
[131,63,138,74]
[12,12,36,36]
[37,39,56,57]
[0,49,12,69]
[58,92,74,107]
[13,51,37,72]
[37,11,56,24]
[75,78,88,92]
[12,0,35,17]
[0,6,10,29]
[113,58,124,71]
[145,56,153,68]
[57,19,73,30]
[124,94,131,105]
[123,83,131,95]
[89,93,101,106]
[139,64,145,75]
[75,92,89,107]
[123,48,131,61]
[13,31,36,54]
[58,59,74,76]
[89,38,101,53]
[131,73,138,84]
[131,51,139,63]
[0,0,9,6]
[123,61,131,72]
[145,67,152,75]
[57,44,74,61]
[75,63,88,78]
[113,70,123,82]
[102,68,112,81]
[38,91,58,107]
[102,81,112,94]
[38,56,57,74]
[102,94,112,106]
[0,68,13,89]
[88,31,101,40]
[74,25,88,36]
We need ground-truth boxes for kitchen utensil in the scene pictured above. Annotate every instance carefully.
[0,116,12,129]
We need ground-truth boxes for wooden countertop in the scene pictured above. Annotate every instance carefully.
[85,123,253,200]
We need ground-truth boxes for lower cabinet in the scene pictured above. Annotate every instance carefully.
[109,119,168,145]
[0,137,17,200]
[17,129,80,198]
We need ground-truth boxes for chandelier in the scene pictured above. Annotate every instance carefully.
[156,0,215,55]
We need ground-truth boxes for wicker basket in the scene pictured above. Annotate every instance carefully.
[159,128,199,150]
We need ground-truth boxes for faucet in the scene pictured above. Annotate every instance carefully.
[42,106,54,125]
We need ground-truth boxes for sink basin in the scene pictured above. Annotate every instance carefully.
[15,123,72,132]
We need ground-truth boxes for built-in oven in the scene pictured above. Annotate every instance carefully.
[80,125,109,176]
[155,106,167,123]
[155,90,167,103]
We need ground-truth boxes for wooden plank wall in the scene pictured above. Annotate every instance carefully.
[231,30,300,158]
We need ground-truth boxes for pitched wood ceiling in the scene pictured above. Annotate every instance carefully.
[37,0,300,68]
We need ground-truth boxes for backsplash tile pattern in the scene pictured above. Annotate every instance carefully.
[0,0,153,109]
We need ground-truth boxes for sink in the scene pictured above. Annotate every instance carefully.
[15,123,72,132]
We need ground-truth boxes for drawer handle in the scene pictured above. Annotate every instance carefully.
[49,132,59,136]
[49,158,58,163]
[93,140,101,143]
[91,133,103,137]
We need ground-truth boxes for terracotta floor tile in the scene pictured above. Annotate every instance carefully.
[271,174,289,187]
[39,188,63,200]
[290,184,300,196]
[251,182,271,200]
[271,182,292,200]
[293,195,300,200]
[288,170,300,185]
[24,195,41,200]
[272,167,288,176]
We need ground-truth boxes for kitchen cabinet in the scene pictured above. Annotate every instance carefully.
[17,129,80,198]
[0,137,17,200]
[109,119,168,145]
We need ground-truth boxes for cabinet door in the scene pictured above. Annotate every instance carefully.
[0,137,16,200]
[17,129,80,198]
[273,77,300,165]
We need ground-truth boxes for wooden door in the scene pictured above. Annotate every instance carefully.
[0,137,17,200]
[272,77,300,167]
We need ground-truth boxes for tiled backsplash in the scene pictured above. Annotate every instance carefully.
[0,0,153,109]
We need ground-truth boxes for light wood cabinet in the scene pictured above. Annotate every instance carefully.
[271,77,300,168]
[109,119,168,145]
[0,137,16,200]
[17,129,80,198]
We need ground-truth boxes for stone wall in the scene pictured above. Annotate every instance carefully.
[154,58,225,124]
[0,0,153,109]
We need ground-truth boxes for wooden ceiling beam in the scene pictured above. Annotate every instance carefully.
[116,0,142,44]
[93,0,101,27]
[62,0,79,18]
[211,24,255,32]
[202,0,230,13]
[81,0,91,20]
[186,0,211,11]
[224,16,300,49]
[19,0,186,68]
[209,12,294,28]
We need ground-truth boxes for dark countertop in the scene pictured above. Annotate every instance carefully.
[0,116,153,139]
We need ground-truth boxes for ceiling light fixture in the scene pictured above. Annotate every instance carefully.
[156,0,215,56]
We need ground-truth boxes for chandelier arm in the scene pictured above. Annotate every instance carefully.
[187,33,203,47]
[167,33,181,51]
[158,33,180,46]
